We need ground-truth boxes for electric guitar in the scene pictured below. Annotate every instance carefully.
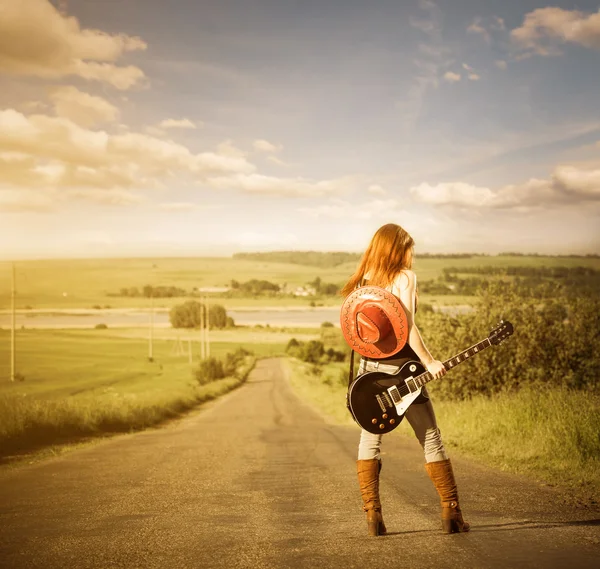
[347,320,514,434]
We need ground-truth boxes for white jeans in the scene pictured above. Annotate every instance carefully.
[356,359,448,464]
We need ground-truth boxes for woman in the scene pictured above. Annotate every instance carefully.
[341,223,470,537]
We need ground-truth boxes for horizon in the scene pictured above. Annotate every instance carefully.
[1,0,599,258]
[1,249,598,264]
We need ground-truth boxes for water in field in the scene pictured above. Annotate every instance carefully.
[0,308,342,329]
[0,305,472,330]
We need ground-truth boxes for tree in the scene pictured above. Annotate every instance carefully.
[209,304,228,329]
[169,300,205,328]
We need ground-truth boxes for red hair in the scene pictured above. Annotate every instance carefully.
[341,223,414,297]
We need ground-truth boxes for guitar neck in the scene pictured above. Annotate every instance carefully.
[413,338,492,389]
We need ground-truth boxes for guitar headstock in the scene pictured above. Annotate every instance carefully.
[489,320,514,345]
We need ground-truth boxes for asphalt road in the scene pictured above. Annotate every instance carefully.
[0,358,598,569]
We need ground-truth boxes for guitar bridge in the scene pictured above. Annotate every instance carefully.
[375,394,386,413]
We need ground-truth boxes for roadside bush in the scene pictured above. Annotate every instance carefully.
[224,347,252,376]
[301,340,325,363]
[286,338,346,364]
[422,280,600,400]
[195,357,225,385]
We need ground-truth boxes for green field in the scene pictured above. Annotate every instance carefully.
[0,327,315,460]
[2,255,598,310]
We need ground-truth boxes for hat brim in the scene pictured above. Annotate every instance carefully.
[340,286,409,358]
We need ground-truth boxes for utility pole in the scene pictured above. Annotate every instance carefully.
[205,296,210,358]
[199,299,206,360]
[10,263,16,382]
[148,289,154,362]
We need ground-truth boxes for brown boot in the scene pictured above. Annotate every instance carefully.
[425,458,470,534]
[357,459,387,536]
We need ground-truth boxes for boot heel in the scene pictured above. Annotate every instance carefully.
[367,520,379,536]
[442,518,455,534]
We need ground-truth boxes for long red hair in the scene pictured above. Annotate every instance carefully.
[341,223,414,297]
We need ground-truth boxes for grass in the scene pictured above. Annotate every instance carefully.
[0,327,310,460]
[284,359,600,501]
[3,255,598,310]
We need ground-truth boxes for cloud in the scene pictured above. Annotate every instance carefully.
[267,155,289,167]
[157,202,198,211]
[495,60,508,70]
[443,71,461,83]
[0,108,256,206]
[298,198,406,220]
[0,188,55,212]
[253,139,282,153]
[467,18,491,44]
[206,173,350,197]
[158,118,198,129]
[367,184,387,196]
[411,182,495,207]
[511,7,600,56]
[397,0,448,129]
[461,63,481,81]
[411,160,600,210]
[0,0,147,89]
[48,86,119,127]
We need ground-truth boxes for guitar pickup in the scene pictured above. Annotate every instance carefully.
[375,394,386,412]
[388,386,402,403]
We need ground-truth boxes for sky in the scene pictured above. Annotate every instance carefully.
[0,0,599,259]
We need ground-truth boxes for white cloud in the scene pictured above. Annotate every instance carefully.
[495,60,508,70]
[267,155,289,167]
[0,108,256,205]
[0,0,147,89]
[49,86,119,127]
[158,118,198,129]
[367,184,387,196]
[411,182,495,207]
[206,173,350,197]
[461,63,480,81]
[443,71,461,83]
[411,159,600,210]
[467,18,491,44]
[253,139,282,153]
[511,7,600,56]
[64,188,143,205]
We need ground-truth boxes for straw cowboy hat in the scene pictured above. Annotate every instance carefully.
[340,286,409,359]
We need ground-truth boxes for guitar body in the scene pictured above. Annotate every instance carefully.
[346,321,513,435]
[347,358,427,434]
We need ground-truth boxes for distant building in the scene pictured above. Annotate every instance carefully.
[193,286,231,293]
[293,286,316,297]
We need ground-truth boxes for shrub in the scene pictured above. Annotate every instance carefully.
[170,301,232,329]
[321,321,334,328]
[301,340,325,364]
[95,323,108,329]
[195,357,225,385]
[223,347,252,376]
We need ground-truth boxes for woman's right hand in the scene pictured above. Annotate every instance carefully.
[425,359,447,380]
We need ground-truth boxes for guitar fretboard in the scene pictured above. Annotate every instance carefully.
[405,338,492,393]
